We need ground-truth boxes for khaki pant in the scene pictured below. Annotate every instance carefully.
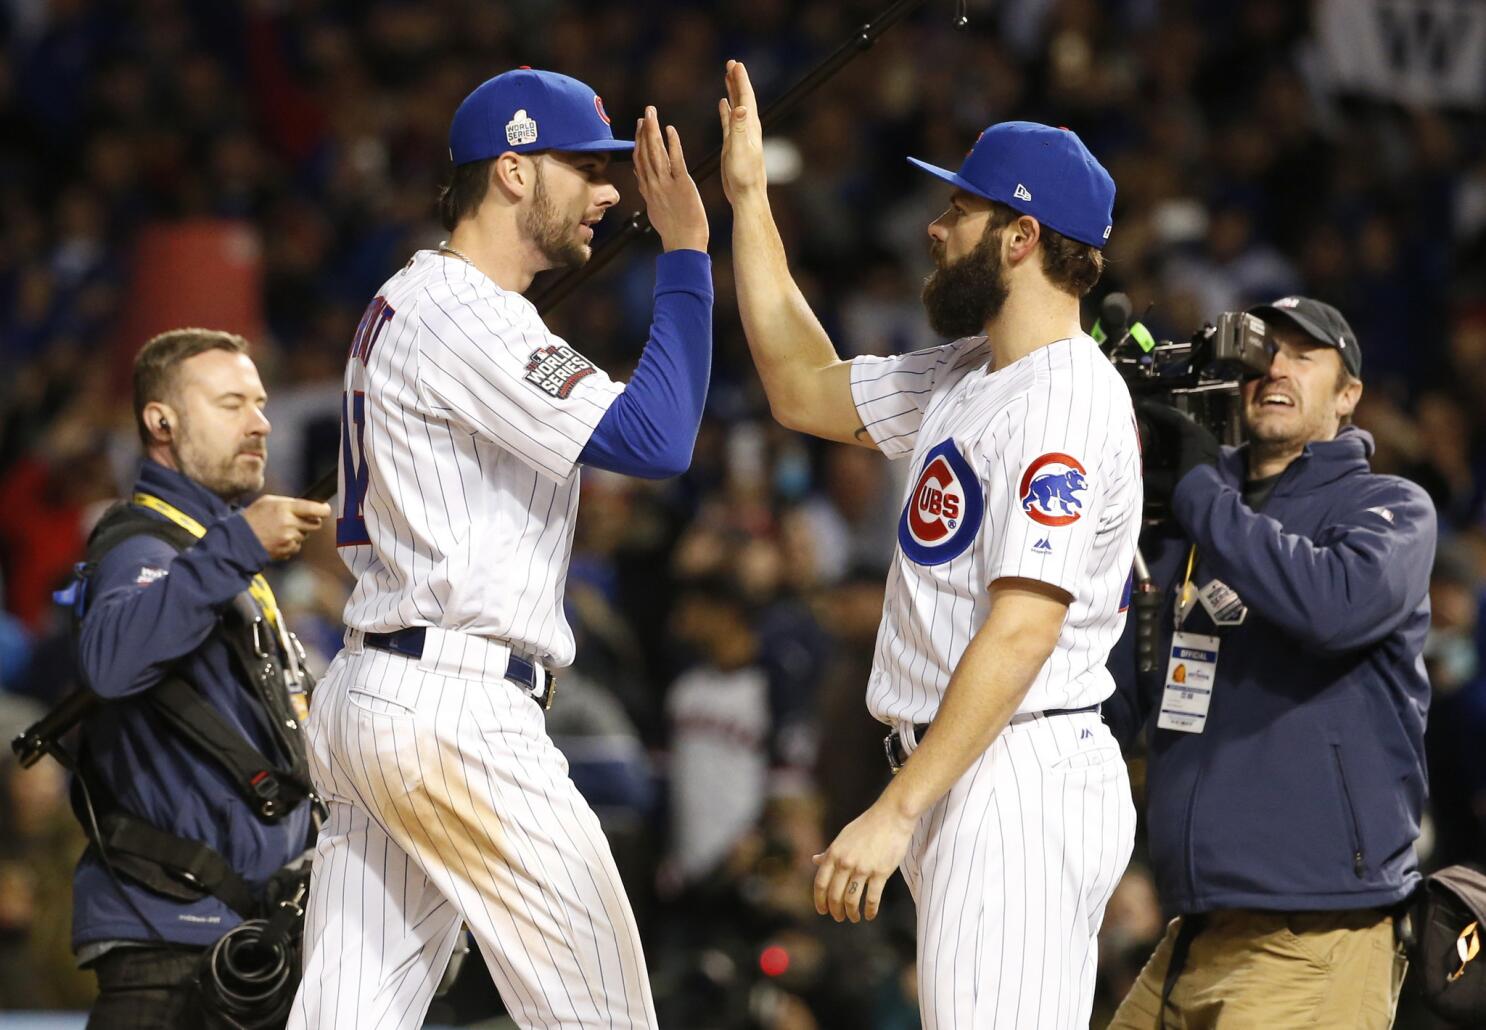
[1107,909,1407,1030]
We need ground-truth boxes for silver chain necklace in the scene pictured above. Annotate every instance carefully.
[438,241,475,265]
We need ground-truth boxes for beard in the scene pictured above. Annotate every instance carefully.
[172,425,266,500]
[521,167,589,270]
[920,226,1010,339]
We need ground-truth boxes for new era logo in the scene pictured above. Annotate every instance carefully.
[1013,183,1033,202]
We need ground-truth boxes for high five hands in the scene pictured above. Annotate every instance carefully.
[632,106,708,254]
[719,60,767,204]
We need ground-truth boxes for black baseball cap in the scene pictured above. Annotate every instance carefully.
[1247,296,1362,379]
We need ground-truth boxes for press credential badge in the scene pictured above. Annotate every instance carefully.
[1197,578,1247,627]
[1158,632,1220,734]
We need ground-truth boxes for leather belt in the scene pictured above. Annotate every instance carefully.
[884,704,1101,773]
[361,628,557,711]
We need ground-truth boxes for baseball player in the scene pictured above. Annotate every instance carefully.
[290,69,711,1029]
[719,61,1140,1027]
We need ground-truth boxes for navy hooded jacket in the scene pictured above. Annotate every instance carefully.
[71,460,311,951]
[1105,427,1435,915]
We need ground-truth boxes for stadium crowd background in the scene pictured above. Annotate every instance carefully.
[1,0,1484,1025]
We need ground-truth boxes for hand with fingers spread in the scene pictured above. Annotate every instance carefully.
[812,801,916,924]
[632,106,708,253]
[242,496,332,560]
[718,59,767,203]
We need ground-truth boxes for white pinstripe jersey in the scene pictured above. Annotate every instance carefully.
[850,333,1141,726]
[334,250,624,668]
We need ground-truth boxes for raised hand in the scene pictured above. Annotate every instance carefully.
[632,106,708,253]
[718,59,766,204]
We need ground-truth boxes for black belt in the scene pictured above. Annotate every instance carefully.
[884,704,1101,772]
[361,628,556,711]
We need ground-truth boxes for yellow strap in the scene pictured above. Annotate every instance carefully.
[132,492,280,628]
[1177,544,1198,614]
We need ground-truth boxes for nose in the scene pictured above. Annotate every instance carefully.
[595,181,619,209]
[927,213,950,244]
[250,406,271,435]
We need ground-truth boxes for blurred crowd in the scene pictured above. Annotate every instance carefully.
[1,0,1484,1025]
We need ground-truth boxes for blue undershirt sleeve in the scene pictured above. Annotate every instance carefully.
[579,249,712,478]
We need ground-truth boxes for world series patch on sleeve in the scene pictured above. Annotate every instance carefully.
[524,344,596,398]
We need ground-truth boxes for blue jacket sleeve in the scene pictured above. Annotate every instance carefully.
[579,249,712,478]
[78,514,271,699]
[1170,466,1437,654]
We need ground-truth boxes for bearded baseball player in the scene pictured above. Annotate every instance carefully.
[720,61,1139,1027]
[290,69,711,1029]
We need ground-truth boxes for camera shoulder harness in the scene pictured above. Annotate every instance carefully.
[57,498,317,918]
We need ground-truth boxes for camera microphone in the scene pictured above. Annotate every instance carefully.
[1100,293,1133,343]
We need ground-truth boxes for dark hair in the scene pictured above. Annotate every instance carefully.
[132,328,249,447]
[986,202,1106,297]
[437,158,496,231]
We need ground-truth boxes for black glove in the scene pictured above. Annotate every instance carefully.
[1137,399,1220,486]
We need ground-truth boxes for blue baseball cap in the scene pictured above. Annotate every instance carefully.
[908,121,1115,248]
[449,68,633,165]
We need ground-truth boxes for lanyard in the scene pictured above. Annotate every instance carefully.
[1174,544,1198,629]
[132,492,282,630]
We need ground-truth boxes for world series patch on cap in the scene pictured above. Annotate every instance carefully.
[908,120,1116,249]
[449,68,634,165]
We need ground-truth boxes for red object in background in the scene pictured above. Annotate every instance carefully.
[0,458,85,629]
[246,11,327,163]
[758,944,790,978]
[111,220,265,379]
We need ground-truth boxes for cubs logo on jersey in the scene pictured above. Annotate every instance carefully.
[1019,452,1089,527]
[898,439,984,566]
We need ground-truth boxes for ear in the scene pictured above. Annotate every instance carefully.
[491,152,532,201]
[142,401,175,444]
[1336,377,1363,421]
[1005,215,1042,266]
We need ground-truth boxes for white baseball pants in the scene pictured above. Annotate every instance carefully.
[289,635,656,1029]
[900,710,1135,1029]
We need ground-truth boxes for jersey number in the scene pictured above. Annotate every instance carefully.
[336,391,370,546]
[336,297,394,547]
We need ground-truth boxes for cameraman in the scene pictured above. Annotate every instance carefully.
[67,330,328,1027]
[1105,298,1434,1028]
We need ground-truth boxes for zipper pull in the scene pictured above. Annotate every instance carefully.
[1353,851,1364,877]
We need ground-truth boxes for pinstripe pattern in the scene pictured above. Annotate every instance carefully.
[293,645,655,1029]
[339,251,624,668]
[900,713,1135,1029]
[851,335,1141,726]
[293,251,655,1028]
[850,334,1140,1025]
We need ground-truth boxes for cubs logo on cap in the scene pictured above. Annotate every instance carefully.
[899,440,984,566]
[1019,453,1089,527]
